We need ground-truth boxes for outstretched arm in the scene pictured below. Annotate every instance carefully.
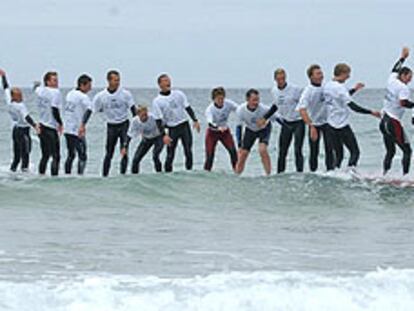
[392,47,410,73]
[0,70,9,90]
[348,101,380,118]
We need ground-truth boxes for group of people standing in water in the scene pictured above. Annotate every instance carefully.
[1,47,413,177]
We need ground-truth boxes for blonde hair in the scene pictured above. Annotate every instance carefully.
[136,105,148,115]
[274,68,286,79]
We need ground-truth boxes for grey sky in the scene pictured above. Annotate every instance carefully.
[1,0,413,88]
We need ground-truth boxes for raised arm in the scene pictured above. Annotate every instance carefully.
[392,47,410,73]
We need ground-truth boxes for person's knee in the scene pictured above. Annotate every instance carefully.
[259,144,268,157]
[405,145,412,157]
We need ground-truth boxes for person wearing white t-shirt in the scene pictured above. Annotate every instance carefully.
[380,47,414,175]
[35,71,64,176]
[297,64,332,171]
[235,89,274,176]
[270,69,304,173]
[93,70,136,177]
[121,106,164,174]
[152,74,200,172]
[63,75,94,175]
[324,64,380,170]
[204,87,238,171]
[0,70,40,172]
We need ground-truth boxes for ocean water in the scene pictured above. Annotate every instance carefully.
[1,88,414,310]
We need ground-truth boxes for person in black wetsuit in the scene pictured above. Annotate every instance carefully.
[0,69,40,172]
[121,106,164,174]
[323,64,381,170]
[380,47,414,175]
[34,71,64,176]
[152,74,200,172]
[93,70,136,177]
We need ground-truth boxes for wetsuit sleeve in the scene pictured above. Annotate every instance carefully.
[349,88,357,96]
[348,102,372,114]
[156,119,166,136]
[52,107,63,126]
[1,75,9,90]
[236,125,243,148]
[392,57,406,73]
[82,109,93,125]
[263,104,278,120]
[25,115,36,128]
[185,106,198,122]
[130,106,137,117]
[400,99,414,108]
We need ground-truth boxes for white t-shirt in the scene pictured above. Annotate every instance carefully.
[127,113,161,140]
[323,80,353,129]
[152,90,190,127]
[63,89,93,136]
[35,86,63,129]
[205,99,238,128]
[93,87,135,124]
[4,89,30,128]
[296,84,327,126]
[271,84,302,122]
[383,73,411,121]
[236,102,271,132]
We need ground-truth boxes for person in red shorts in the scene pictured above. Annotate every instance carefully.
[204,87,239,171]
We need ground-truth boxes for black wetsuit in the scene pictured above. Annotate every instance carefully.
[380,57,413,175]
[158,90,198,173]
[131,135,164,174]
[11,127,32,172]
[2,75,36,172]
[277,120,305,173]
[309,124,332,172]
[39,124,61,175]
[103,119,130,177]
[64,134,87,175]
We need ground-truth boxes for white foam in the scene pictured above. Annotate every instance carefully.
[1,268,414,311]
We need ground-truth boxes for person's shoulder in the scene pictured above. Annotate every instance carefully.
[173,89,185,96]
[94,88,107,98]
[259,102,270,110]
[120,88,132,96]
[225,99,238,107]
[205,102,214,111]
[237,102,246,112]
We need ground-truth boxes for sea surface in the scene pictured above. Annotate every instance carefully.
[1,88,414,310]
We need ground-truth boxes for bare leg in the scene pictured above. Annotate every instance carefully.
[235,149,249,174]
[259,143,271,176]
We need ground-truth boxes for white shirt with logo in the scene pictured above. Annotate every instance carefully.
[152,90,190,127]
[63,89,93,136]
[205,99,238,129]
[35,86,63,129]
[296,84,327,126]
[93,87,135,124]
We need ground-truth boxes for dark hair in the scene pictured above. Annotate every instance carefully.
[211,87,226,100]
[399,66,412,77]
[334,63,351,77]
[246,88,259,100]
[107,70,120,80]
[157,73,169,84]
[307,64,321,78]
[77,74,92,88]
[43,71,58,86]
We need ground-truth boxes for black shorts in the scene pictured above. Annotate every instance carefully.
[241,123,272,151]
